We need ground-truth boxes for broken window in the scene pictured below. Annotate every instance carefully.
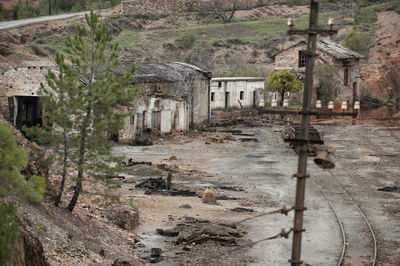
[344,67,349,86]
[298,51,307,68]
[211,92,215,102]
[240,91,244,100]
[130,115,135,125]
[218,81,222,88]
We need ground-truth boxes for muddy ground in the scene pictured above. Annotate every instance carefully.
[110,111,400,265]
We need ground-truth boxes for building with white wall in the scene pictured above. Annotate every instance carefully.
[210,77,265,110]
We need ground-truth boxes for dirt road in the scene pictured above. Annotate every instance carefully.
[113,116,400,265]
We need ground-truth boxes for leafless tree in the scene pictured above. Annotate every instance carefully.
[211,0,238,23]
[381,55,400,110]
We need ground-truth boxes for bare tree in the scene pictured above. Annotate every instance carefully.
[381,55,400,110]
[211,0,237,23]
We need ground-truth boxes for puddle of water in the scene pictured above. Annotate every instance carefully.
[255,160,278,165]
[245,154,265,158]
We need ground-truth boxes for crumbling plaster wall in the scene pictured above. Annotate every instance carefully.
[118,77,209,143]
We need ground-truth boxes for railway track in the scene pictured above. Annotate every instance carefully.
[309,169,377,266]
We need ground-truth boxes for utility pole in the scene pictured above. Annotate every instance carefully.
[287,1,337,265]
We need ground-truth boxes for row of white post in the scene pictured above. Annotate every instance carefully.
[269,99,360,110]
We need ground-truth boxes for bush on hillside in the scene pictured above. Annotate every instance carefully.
[344,31,371,56]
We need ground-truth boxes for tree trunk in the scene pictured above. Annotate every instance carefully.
[67,116,88,212]
[49,0,51,15]
[67,27,95,212]
[280,91,285,106]
[54,130,68,207]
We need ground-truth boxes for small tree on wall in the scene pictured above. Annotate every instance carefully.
[266,70,303,106]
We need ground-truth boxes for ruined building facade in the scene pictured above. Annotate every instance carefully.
[0,62,211,143]
[118,62,211,143]
[273,40,362,103]
[0,63,55,130]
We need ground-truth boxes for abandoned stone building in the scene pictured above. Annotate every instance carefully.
[0,62,211,143]
[118,62,212,143]
[0,62,56,130]
[210,77,266,110]
[273,40,363,103]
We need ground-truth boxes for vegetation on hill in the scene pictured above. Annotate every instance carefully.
[25,0,400,76]
[0,125,46,265]
[0,0,122,21]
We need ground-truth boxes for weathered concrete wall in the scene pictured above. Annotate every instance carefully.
[192,79,209,124]
[210,78,264,110]
[118,93,190,143]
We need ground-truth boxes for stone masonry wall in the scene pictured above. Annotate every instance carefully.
[275,43,359,103]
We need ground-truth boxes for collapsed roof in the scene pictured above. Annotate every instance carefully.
[120,62,211,84]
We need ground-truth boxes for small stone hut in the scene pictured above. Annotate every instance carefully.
[0,63,56,130]
[273,40,363,103]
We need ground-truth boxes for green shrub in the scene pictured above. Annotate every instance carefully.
[344,31,371,55]
[13,4,38,20]
[315,63,342,105]
[181,34,196,49]
[0,203,19,266]
[26,175,46,204]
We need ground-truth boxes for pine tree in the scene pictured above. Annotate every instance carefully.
[37,52,78,207]
[39,10,137,212]
[0,124,46,265]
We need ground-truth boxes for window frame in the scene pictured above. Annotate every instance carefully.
[298,50,307,68]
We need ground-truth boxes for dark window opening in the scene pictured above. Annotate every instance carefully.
[130,115,135,125]
[298,51,307,67]
[240,91,244,100]
[211,92,215,102]
[218,81,222,88]
[344,68,349,86]
[225,92,230,108]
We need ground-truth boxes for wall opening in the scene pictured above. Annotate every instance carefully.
[298,51,307,67]
[218,81,222,88]
[253,91,256,107]
[211,92,215,102]
[344,67,349,86]
[240,91,244,100]
[225,92,230,108]
[14,96,42,130]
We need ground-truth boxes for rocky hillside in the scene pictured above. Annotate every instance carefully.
[1,1,399,83]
